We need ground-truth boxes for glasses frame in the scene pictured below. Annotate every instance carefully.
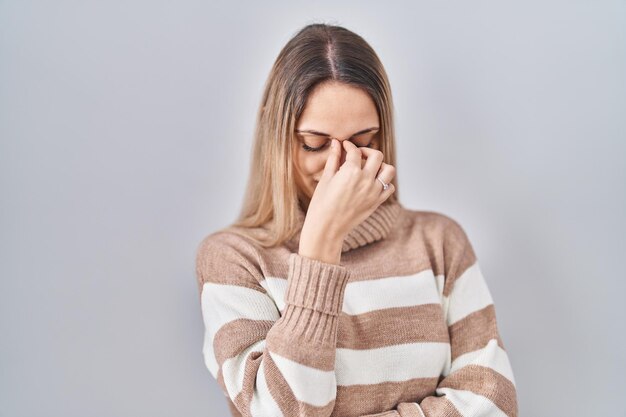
[294,128,380,150]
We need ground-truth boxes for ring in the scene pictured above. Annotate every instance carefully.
[376,176,389,190]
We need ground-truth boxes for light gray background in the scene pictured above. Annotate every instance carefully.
[1,1,624,416]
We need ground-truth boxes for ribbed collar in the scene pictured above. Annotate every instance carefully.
[288,198,403,253]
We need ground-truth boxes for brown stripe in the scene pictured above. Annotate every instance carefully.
[420,396,464,417]
[231,349,266,416]
[439,364,518,417]
[441,230,477,298]
[337,304,449,349]
[231,390,250,417]
[263,352,336,416]
[339,239,434,283]
[266,304,340,371]
[218,365,253,417]
[448,304,505,361]
[213,318,274,365]
[333,377,440,416]
[196,232,266,287]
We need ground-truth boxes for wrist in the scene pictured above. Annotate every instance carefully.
[298,226,344,265]
[301,215,346,241]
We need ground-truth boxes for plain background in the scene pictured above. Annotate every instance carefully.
[1,1,625,416]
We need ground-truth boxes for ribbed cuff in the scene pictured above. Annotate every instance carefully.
[397,402,426,417]
[285,253,351,316]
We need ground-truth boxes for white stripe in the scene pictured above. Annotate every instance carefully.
[258,271,443,317]
[259,277,289,312]
[342,271,441,315]
[445,262,493,325]
[250,358,285,417]
[268,351,336,407]
[435,274,445,299]
[436,388,509,417]
[201,282,280,340]
[335,342,450,386]
[444,339,516,387]
[221,339,266,400]
[200,282,279,381]
[202,329,219,378]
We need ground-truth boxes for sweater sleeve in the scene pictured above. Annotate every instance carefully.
[195,233,351,417]
[383,220,519,417]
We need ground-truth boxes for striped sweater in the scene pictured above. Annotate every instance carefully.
[195,199,518,417]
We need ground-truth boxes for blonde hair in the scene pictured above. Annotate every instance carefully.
[222,22,400,248]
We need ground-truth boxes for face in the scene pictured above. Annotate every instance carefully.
[293,81,381,205]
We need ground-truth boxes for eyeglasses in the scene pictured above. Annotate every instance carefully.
[294,128,379,152]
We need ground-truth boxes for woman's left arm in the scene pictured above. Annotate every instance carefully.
[362,220,519,417]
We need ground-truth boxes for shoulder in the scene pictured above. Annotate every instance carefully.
[195,229,265,290]
[398,206,477,281]
[400,206,472,249]
[196,229,259,259]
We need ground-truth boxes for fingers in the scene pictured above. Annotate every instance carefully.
[321,138,342,179]
[359,146,385,177]
[335,141,396,191]
[374,162,396,204]
[342,139,363,167]
[376,181,396,205]
[375,162,396,187]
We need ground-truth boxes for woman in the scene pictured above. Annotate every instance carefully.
[195,23,518,417]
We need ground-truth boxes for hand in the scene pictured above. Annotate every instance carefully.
[298,138,396,264]
[308,138,396,237]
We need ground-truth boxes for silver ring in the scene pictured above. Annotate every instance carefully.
[376,176,389,190]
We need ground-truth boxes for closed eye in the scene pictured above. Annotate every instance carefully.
[302,142,375,152]
[299,133,378,152]
[302,142,329,152]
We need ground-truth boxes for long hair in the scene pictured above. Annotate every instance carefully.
[222,22,400,248]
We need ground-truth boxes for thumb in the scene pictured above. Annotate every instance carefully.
[321,139,341,179]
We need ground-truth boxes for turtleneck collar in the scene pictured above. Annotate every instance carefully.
[288,198,403,253]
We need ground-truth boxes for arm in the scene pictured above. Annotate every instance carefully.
[196,233,351,417]
[383,221,518,417]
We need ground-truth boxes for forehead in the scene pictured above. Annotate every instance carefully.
[296,82,379,134]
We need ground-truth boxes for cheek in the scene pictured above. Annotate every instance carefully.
[296,151,327,176]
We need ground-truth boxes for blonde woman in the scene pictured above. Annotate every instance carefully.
[195,23,518,417]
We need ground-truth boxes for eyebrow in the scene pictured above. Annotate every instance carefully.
[295,127,379,137]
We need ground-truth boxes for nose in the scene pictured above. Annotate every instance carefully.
[336,139,352,166]
[339,146,347,165]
